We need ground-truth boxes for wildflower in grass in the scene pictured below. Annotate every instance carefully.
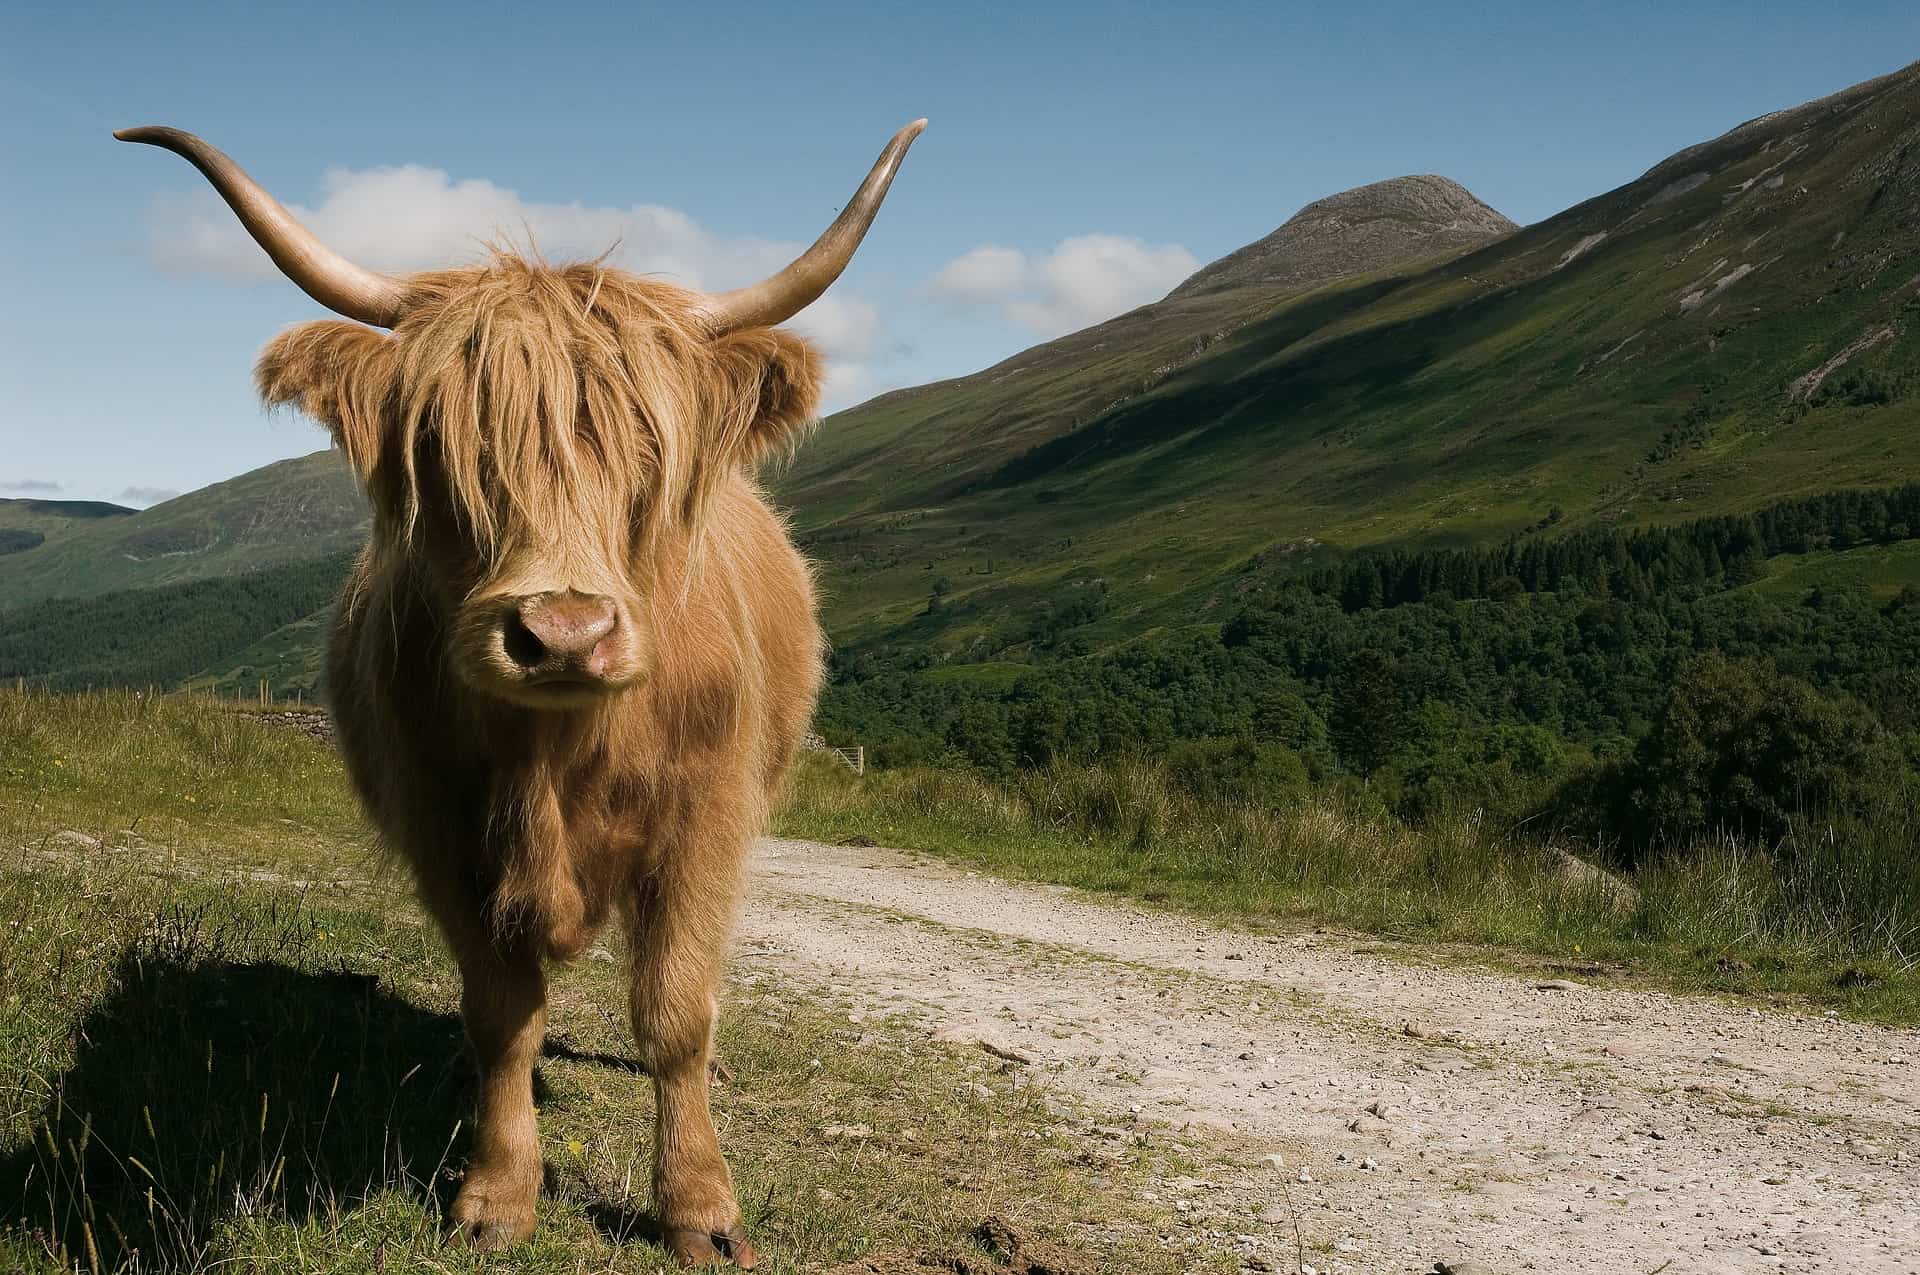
[567,1139,585,1157]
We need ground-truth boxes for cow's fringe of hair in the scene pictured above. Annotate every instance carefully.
[395,255,708,561]
[257,251,825,573]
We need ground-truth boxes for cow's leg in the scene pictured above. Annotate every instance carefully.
[628,860,755,1269]
[441,914,548,1250]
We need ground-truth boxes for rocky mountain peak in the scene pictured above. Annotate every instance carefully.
[1168,174,1517,301]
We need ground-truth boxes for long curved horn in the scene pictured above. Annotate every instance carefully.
[115,126,410,328]
[694,119,926,335]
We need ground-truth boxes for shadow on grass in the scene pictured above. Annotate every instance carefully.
[0,956,479,1270]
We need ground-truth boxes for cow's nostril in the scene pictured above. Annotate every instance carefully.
[503,610,548,669]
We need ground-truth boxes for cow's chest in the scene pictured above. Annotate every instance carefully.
[475,769,654,961]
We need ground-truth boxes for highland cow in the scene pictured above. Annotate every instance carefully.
[118,119,925,1267]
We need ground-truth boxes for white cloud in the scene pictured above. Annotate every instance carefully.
[142,163,886,406]
[928,234,1201,337]
[785,294,879,361]
[119,485,182,507]
[1,478,63,495]
[928,245,1028,301]
[150,164,800,292]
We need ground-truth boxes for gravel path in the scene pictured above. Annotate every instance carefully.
[738,838,1919,1275]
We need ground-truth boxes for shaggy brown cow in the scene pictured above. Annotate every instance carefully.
[118,120,925,1267]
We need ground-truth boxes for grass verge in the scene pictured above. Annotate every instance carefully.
[776,753,1920,1025]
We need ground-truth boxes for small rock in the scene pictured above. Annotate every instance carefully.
[1296,1167,1314,1184]
[1548,849,1639,911]
[1535,979,1581,992]
[1238,1051,1257,1061]
[1360,1156,1378,1171]
[1258,1153,1286,1170]
[1365,1101,1394,1120]
[586,946,617,963]
[930,1021,1033,1065]
[46,830,101,851]
[821,1123,872,1142]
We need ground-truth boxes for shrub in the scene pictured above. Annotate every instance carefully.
[1164,736,1310,809]
[1623,654,1907,849]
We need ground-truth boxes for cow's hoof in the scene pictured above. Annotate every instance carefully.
[448,1181,537,1251]
[664,1223,757,1268]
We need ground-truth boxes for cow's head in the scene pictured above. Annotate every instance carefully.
[119,122,922,708]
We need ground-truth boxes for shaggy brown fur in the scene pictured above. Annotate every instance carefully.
[261,255,825,1266]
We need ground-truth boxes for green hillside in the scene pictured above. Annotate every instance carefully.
[0,552,351,693]
[777,60,1920,653]
[0,451,363,609]
[0,496,134,558]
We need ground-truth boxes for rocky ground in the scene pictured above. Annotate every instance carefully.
[740,838,1920,1275]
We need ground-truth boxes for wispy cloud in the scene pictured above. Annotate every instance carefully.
[141,163,886,409]
[119,485,181,507]
[928,234,1200,337]
[0,478,63,495]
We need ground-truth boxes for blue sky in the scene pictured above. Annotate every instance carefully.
[4,2,1917,507]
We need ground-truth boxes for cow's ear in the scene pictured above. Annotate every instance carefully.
[256,321,396,480]
[706,327,825,467]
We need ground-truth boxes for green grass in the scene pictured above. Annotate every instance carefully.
[775,754,1920,1025]
[1748,539,1920,600]
[0,691,1221,1274]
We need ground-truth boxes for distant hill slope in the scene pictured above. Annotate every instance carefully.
[776,59,1920,649]
[0,551,351,692]
[0,451,364,609]
[0,496,135,558]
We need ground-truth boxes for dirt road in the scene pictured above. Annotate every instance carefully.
[738,838,1919,1275]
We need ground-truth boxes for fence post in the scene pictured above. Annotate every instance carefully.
[855,745,865,776]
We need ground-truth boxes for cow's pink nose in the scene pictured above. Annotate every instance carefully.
[505,591,618,671]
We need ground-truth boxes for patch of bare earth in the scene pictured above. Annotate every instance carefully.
[741,839,1919,1275]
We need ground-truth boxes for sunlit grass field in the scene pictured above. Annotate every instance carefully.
[0,691,1216,1274]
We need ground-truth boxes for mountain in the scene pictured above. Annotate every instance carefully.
[1166,175,1517,300]
[6,59,1920,694]
[0,451,364,609]
[776,59,1920,649]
